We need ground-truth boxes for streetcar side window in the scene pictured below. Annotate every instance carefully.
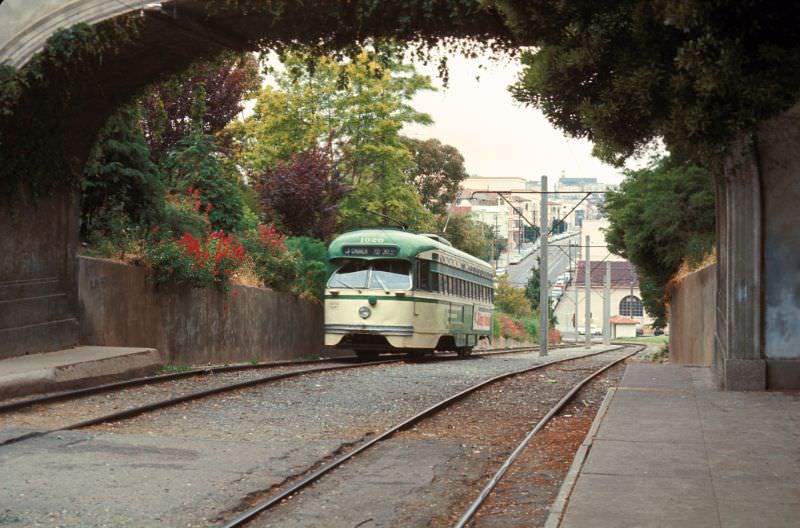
[418,260,431,291]
[432,272,440,293]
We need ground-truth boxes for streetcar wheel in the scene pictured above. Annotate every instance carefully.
[456,347,473,358]
[406,349,433,359]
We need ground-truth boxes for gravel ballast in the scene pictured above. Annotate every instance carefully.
[0,345,621,527]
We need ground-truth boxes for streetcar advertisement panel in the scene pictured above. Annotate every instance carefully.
[473,306,492,331]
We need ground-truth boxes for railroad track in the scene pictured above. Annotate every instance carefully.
[0,344,554,447]
[219,345,641,527]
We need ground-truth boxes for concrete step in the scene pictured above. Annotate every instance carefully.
[0,277,61,301]
[0,346,163,398]
[0,293,73,329]
[0,318,79,359]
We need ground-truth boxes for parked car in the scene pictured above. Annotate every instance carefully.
[577,325,601,335]
[509,253,523,265]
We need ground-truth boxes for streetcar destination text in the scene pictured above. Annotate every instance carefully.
[343,245,399,257]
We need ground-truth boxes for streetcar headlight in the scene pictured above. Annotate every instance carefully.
[358,306,372,319]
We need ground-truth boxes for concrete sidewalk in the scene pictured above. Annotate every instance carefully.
[551,363,800,528]
[0,346,162,398]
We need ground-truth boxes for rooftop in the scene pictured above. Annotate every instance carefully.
[575,260,639,289]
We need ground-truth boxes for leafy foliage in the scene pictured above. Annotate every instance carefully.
[140,53,259,162]
[162,134,248,233]
[147,231,247,289]
[402,137,468,216]
[443,214,494,261]
[238,224,297,290]
[523,261,558,327]
[603,156,715,326]
[237,48,436,232]
[494,274,533,318]
[506,1,800,166]
[256,148,347,241]
[81,106,163,242]
[286,237,329,301]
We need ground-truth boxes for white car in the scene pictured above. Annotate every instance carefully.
[509,253,523,265]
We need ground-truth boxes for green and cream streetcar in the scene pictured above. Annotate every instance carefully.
[325,229,494,358]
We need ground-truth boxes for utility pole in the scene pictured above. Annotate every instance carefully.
[584,235,591,349]
[493,214,498,268]
[603,261,611,345]
[574,228,580,343]
[539,176,549,357]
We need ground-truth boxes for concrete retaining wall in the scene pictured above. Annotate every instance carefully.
[669,265,716,366]
[78,256,324,365]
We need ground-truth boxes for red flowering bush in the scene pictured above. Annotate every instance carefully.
[239,224,297,290]
[494,312,531,340]
[147,229,246,289]
[159,186,210,238]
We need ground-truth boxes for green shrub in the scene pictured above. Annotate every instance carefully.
[286,236,328,301]
[146,231,246,289]
[239,224,297,290]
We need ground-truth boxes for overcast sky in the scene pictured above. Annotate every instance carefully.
[402,53,626,186]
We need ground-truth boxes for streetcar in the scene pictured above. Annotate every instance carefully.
[324,229,494,358]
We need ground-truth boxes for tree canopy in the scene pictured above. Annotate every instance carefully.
[402,137,468,216]
[603,156,716,326]
[505,1,800,166]
[236,48,438,233]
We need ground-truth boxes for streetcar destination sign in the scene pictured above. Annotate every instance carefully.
[343,245,399,257]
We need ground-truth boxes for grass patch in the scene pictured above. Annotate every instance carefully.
[159,364,194,374]
[613,335,669,345]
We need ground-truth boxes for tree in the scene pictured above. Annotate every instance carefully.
[161,134,249,233]
[141,53,259,162]
[402,137,468,216]
[81,106,163,238]
[524,262,541,312]
[442,214,494,261]
[505,1,800,166]
[257,148,347,240]
[524,260,558,327]
[603,156,715,326]
[494,274,533,317]
[337,171,436,232]
[238,48,437,232]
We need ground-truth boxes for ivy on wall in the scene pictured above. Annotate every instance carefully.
[0,1,514,198]
[0,18,144,196]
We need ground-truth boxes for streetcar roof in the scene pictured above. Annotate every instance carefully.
[328,229,492,271]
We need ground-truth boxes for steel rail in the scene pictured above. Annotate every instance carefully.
[0,356,361,414]
[0,358,401,448]
[452,345,644,528]
[0,345,550,448]
[0,345,543,414]
[221,346,625,528]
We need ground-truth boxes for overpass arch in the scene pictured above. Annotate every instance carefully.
[1,1,796,390]
[0,0,517,358]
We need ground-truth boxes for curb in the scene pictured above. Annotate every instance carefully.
[544,386,617,528]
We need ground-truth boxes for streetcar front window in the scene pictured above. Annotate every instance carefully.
[327,260,411,290]
[328,260,370,289]
[369,260,412,290]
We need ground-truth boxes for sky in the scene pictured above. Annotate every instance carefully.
[402,53,626,186]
